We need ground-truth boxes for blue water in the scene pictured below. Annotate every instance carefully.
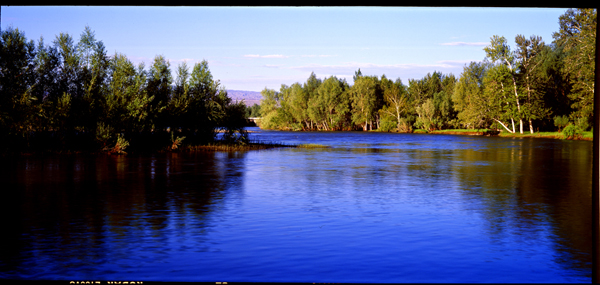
[0,127,592,283]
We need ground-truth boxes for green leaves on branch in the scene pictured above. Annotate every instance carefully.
[0,26,249,153]
[552,8,596,130]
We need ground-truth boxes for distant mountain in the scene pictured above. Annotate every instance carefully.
[227,90,262,106]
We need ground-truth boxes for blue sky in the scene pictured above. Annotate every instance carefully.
[2,6,569,92]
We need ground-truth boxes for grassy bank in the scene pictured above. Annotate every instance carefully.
[426,129,593,141]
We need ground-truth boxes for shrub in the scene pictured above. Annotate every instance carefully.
[562,124,583,140]
[171,132,186,150]
[398,117,413,133]
[104,134,129,154]
[553,115,569,132]
[574,117,589,132]
[379,118,396,132]
[95,122,113,148]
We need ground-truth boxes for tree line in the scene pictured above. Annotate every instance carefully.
[258,8,595,134]
[0,26,248,153]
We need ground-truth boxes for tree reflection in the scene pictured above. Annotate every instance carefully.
[0,151,248,276]
[450,138,592,276]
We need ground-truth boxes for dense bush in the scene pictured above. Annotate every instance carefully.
[562,124,583,140]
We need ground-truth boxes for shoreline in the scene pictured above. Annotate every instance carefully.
[428,130,593,141]
[255,127,593,141]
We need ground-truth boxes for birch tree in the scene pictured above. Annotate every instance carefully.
[379,78,409,130]
[515,34,551,133]
[350,75,378,131]
[484,35,524,133]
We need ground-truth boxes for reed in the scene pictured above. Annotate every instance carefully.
[177,140,295,152]
[297,143,329,148]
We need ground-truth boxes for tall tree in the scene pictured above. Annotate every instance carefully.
[483,63,519,133]
[259,88,280,130]
[379,78,409,130]
[317,76,350,130]
[350,75,378,131]
[552,8,596,130]
[0,27,37,138]
[77,25,96,70]
[452,61,490,129]
[287,82,311,130]
[104,53,153,135]
[515,34,552,133]
[54,32,82,99]
[303,72,322,130]
[146,55,172,129]
[484,35,524,133]
[169,61,191,129]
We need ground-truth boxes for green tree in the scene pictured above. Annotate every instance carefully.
[552,8,596,130]
[287,82,311,130]
[452,61,490,129]
[169,61,191,130]
[246,103,261,118]
[259,88,280,129]
[54,32,83,99]
[379,78,409,131]
[105,53,153,137]
[82,36,110,133]
[483,63,519,133]
[303,72,322,130]
[146,55,172,129]
[484,35,524,133]
[317,76,350,130]
[77,25,96,71]
[415,98,437,131]
[0,27,38,141]
[185,60,222,142]
[351,75,378,131]
[515,34,552,133]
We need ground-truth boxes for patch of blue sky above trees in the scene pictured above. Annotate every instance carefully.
[1,6,568,92]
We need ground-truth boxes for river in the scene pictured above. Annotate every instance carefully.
[0,127,592,283]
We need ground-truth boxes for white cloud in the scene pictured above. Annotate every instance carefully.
[300,54,337,58]
[440,42,488,46]
[244,54,289,58]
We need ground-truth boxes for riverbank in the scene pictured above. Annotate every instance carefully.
[426,129,593,141]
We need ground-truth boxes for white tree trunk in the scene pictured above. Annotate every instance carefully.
[511,118,515,133]
[519,119,523,134]
[494,118,515,133]
[529,120,534,134]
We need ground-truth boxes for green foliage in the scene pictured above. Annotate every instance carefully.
[415,99,439,131]
[552,8,596,128]
[378,117,397,132]
[95,122,113,148]
[104,134,129,154]
[171,132,186,150]
[351,75,378,131]
[398,117,414,133]
[0,26,254,153]
[0,27,38,136]
[221,100,250,143]
[562,124,583,140]
[1,15,596,153]
[453,61,489,129]
[553,115,569,132]
[574,117,589,132]
[246,103,261,118]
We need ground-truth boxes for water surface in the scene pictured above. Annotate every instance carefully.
[0,128,592,283]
